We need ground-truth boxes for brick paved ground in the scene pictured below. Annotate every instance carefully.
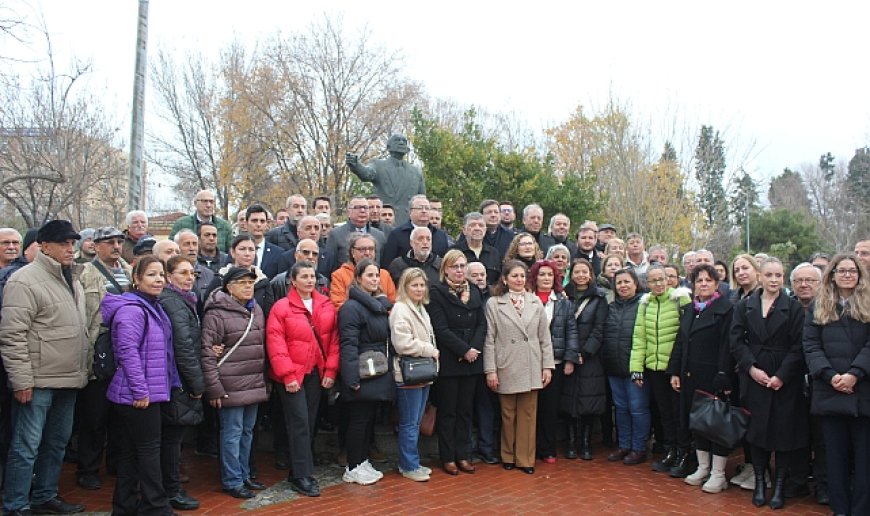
[55,438,830,515]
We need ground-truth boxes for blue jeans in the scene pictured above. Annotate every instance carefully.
[218,404,258,490]
[3,388,77,512]
[608,376,650,452]
[396,385,430,472]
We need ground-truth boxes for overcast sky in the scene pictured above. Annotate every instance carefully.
[6,0,870,193]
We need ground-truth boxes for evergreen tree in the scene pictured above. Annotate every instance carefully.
[694,125,727,227]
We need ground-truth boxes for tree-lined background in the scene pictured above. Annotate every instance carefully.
[1,11,866,266]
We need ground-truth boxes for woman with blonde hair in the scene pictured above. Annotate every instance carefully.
[730,254,760,303]
[503,232,542,269]
[804,253,870,516]
[604,238,626,259]
[390,267,439,481]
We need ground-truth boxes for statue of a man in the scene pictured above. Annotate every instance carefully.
[346,134,425,226]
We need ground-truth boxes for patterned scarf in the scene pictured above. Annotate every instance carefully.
[446,278,470,304]
[508,291,525,317]
[693,291,721,313]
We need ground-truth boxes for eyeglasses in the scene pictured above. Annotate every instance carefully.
[447,263,467,270]
[0,240,21,246]
[352,246,376,253]
[230,279,256,286]
[300,249,320,257]
[518,241,535,247]
[500,208,513,213]
[834,268,859,276]
[792,278,819,285]
[410,205,430,211]
[350,205,369,210]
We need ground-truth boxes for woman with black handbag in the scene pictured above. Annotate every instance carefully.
[667,263,735,494]
[426,250,487,475]
[730,257,808,509]
[337,259,394,485]
[158,255,206,511]
[390,267,440,482]
[803,253,870,516]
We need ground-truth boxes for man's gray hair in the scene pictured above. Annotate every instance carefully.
[790,262,822,282]
[125,210,148,226]
[548,213,570,233]
[410,226,432,240]
[463,212,485,226]
[173,229,198,244]
[546,244,570,260]
[522,203,543,219]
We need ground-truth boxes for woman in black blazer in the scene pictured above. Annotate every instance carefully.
[730,257,808,509]
[427,250,486,476]
[667,263,734,494]
[803,253,870,516]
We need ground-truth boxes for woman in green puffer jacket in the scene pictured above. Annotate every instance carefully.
[629,264,691,475]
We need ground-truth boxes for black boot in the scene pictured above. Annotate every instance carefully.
[669,448,696,478]
[752,465,767,507]
[769,467,788,509]
[565,420,578,460]
[580,423,593,460]
[652,446,678,473]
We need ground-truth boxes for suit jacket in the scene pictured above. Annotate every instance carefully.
[483,292,555,394]
[257,241,288,280]
[324,223,386,274]
[379,221,449,268]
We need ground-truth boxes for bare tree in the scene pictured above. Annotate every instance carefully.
[0,24,123,227]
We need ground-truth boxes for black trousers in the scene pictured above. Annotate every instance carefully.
[436,375,477,463]
[112,403,169,516]
[276,371,321,480]
[472,375,499,454]
[75,378,113,476]
[345,400,376,469]
[646,370,681,447]
[820,415,870,516]
[160,423,186,498]
[536,363,565,457]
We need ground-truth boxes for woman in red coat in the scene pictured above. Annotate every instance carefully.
[267,261,340,498]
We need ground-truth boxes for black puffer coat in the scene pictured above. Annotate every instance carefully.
[338,286,395,402]
[804,302,870,418]
[560,287,608,417]
[601,293,642,378]
[550,292,579,363]
[159,286,206,425]
[427,281,486,376]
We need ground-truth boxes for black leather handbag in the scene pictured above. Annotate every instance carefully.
[689,390,751,449]
[399,356,438,386]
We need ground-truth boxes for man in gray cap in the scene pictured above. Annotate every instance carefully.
[74,227,132,490]
[0,220,89,515]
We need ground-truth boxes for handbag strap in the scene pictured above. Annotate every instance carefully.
[217,310,254,368]
[92,258,126,293]
[304,310,327,361]
[574,297,592,319]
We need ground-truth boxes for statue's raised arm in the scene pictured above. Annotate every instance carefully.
[345,134,425,226]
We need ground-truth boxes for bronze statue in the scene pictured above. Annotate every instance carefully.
[346,134,425,226]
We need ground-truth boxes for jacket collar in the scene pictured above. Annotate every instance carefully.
[744,289,790,341]
[495,292,537,337]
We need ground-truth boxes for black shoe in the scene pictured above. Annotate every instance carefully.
[195,445,219,458]
[502,462,515,470]
[30,497,85,515]
[6,510,32,516]
[76,473,101,490]
[223,486,255,499]
[652,447,678,473]
[169,491,200,511]
[669,449,696,478]
[769,468,788,510]
[289,477,320,497]
[816,485,830,505]
[752,467,767,507]
[478,451,499,464]
[519,466,535,474]
[244,479,267,490]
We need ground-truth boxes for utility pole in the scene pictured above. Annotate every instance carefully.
[745,193,750,253]
[127,0,149,211]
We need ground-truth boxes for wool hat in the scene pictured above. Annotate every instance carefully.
[37,220,80,244]
[133,237,157,256]
[22,228,39,252]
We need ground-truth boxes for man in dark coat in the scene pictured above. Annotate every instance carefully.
[452,213,501,286]
[387,227,442,286]
[325,196,386,274]
[379,195,448,267]
[265,194,307,251]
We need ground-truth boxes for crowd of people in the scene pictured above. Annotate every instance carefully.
[0,188,868,515]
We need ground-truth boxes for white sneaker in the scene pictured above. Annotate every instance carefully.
[419,465,432,475]
[343,464,379,485]
[400,467,430,482]
[730,464,753,486]
[360,460,384,480]
[739,469,771,490]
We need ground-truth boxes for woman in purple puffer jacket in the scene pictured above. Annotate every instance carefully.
[102,255,180,516]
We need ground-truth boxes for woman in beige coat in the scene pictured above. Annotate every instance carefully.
[484,260,555,474]
[390,267,440,482]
